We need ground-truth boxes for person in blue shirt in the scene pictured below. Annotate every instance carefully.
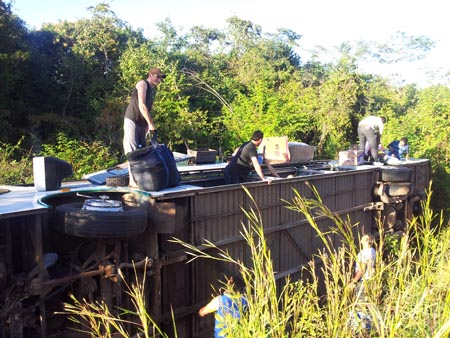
[198,276,248,338]
[387,137,409,159]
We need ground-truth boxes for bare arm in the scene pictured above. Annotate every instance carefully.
[136,80,156,131]
[198,296,220,317]
[350,259,369,285]
[352,270,363,284]
[251,156,273,184]
[265,161,280,178]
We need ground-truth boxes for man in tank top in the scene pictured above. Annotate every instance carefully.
[123,67,165,187]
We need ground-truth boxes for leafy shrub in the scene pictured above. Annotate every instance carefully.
[40,133,119,180]
[0,137,33,185]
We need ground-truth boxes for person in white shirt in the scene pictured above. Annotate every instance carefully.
[350,233,376,302]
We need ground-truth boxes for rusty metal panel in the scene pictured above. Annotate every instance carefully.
[354,186,374,205]
[193,242,246,301]
[310,175,337,197]
[194,214,243,245]
[90,169,387,337]
[318,172,375,211]
[193,188,244,218]
[355,170,378,190]
[335,174,356,193]
[305,175,339,212]
[335,191,356,211]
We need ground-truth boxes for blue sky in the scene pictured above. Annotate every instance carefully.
[10,0,450,87]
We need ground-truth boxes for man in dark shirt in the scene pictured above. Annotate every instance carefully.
[223,130,279,184]
[123,67,165,187]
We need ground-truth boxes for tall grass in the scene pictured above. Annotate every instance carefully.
[63,183,450,337]
[0,137,33,185]
[61,258,177,338]
[175,184,450,337]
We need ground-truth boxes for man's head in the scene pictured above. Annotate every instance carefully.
[251,130,264,145]
[148,67,166,86]
[400,137,408,146]
[380,116,387,123]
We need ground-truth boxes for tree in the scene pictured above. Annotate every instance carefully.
[0,0,30,143]
[401,85,450,216]
[24,3,144,151]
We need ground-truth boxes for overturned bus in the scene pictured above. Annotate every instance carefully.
[0,157,431,337]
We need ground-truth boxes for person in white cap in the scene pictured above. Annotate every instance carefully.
[357,116,386,163]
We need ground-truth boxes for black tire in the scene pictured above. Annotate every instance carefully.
[384,182,411,197]
[380,166,412,182]
[106,175,129,187]
[54,203,147,238]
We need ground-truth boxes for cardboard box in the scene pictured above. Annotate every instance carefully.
[187,148,217,164]
[288,142,315,163]
[338,150,364,166]
[260,136,290,164]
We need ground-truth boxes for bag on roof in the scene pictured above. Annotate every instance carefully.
[127,132,180,191]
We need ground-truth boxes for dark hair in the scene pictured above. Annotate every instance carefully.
[251,130,264,141]
[401,137,408,144]
[380,116,387,123]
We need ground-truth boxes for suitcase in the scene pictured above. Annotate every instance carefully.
[127,133,180,191]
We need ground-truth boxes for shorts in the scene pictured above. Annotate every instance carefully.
[123,118,147,155]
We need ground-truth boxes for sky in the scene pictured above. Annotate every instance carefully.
[10,0,450,88]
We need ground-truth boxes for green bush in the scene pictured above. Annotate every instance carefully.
[40,133,119,180]
[0,137,33,185]
[0,133,120,185]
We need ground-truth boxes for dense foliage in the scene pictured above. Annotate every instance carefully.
[0,1,449,215]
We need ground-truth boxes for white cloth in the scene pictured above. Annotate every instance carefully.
[355,247,376,280]
[359,116,384,135]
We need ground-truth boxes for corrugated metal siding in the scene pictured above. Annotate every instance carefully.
[155,165,442,337]
[193,189,244,244]
[279,179,312,224]
[191,171,375,282]
[245,184,282,229]
[162,261,192,311]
